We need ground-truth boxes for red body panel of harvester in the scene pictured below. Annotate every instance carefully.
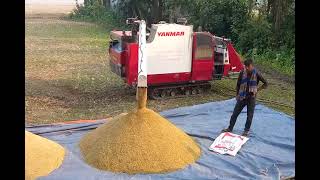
[191,32,214,82]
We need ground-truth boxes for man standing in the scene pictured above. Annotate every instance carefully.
[222,59,268,136]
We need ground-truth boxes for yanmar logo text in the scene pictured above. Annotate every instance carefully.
[157,31,185,36]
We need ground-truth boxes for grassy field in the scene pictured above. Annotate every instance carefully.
[25,14,295,124]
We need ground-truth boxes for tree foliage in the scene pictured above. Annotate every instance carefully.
[72,0,295,75]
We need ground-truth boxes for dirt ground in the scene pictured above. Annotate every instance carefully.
[25,4,295,124]
[26,4,74,14]
[25,2,76,19]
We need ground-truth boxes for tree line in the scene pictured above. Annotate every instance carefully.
[74,0,295,75]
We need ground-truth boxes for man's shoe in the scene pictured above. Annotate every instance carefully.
[242,130,249,137]
[221,128,232,133]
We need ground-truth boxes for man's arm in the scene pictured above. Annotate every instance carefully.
[236,71,243,95]
[257,71,268,91]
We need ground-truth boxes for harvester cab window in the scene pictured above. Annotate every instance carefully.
[109,39,118,49]
[213,37,227,79]
[195,33,214,60]
[213,38,225,65]
[109,37,124,52]
[112,42,123,52]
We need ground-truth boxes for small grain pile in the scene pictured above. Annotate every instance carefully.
[25,131,65,180]
[79,88,201,174]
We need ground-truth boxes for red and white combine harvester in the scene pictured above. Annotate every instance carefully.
[109,18,244,99]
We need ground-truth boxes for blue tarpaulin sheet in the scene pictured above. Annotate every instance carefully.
[26,99,295,180]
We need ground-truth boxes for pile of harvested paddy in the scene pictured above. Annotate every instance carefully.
[25,131,65,180]
[79,88,201,174]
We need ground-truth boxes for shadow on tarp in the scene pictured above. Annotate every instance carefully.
[26,98,295,180]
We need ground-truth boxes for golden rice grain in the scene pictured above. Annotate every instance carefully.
[79,88,201,174]
[25,131,65,180]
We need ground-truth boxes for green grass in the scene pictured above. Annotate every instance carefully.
[253,50,295,77]
[25,15,295,124]
[255,59,294,77]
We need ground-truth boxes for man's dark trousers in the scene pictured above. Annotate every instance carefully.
[228,97,256,131]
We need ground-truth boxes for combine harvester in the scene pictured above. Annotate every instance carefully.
[109,18,244,99]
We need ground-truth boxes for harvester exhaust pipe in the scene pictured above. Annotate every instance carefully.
[136,20,148,109]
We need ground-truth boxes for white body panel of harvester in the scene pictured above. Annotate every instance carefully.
[146,23,193,75]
